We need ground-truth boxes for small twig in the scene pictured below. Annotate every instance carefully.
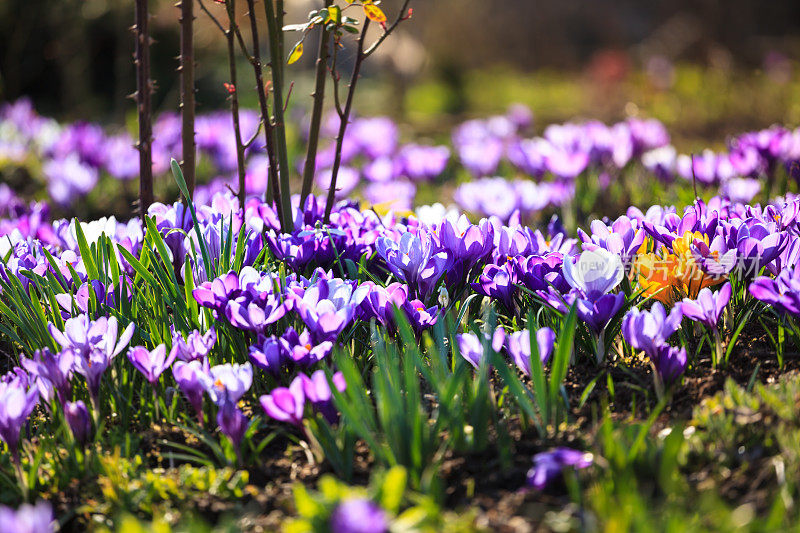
[283,80,295,113]
[196,0,225,33]
[243,118,264,149]
[233,25,255,64]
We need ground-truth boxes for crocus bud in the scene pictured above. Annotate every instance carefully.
[64,401,91,446]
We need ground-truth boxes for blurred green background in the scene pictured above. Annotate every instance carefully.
[1,0,800,145]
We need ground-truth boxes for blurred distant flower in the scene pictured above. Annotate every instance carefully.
[527,448,593,490]
[330,498,389,533]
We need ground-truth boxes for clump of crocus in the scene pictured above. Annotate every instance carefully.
[634,231,730,305]
[64,400,91,446]
[527,447,593,490]
[329,497,389,533]
[680,282,731,367]
[260,377,306,427]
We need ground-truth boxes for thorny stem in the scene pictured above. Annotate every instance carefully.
[264,0,293,231]
[323,18,371,222]
[134,0,154,220]
[179,0,196,200]
[245,0,283,226]
[300,0,333,206]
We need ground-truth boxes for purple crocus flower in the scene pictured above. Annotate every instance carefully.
[456,328,505,369]
[330,498,389,533]
[259,377,306,426]
[689,234,737,278]
[437,215,494,286]
[300,370,346,425]
[51,315,135,401]
[173,359,210,423]
[0,373,39,461]
[621,302,683,358]
[225,292,287,333]
[49,314,135,361]
[249,335,284,375]
[576,292,626,335]
[358,282,409,329]
[203,363,253,405]
[170,327,216,362]
[679,282,731,330]
[750,266,800,316]
[527,448,593,490]
[20,348,74,404]
[376,230,449,301]
[513,253,569,293]
[506,328,556,376]
[397,144,450,181]
[399,299,439,334]
[732,223,788,278]
[217,400,249,453]
[652,345,688,384]
[472,263,517,309]
[279,327,334,366]
[64,400,91,446]
[127,344,176,385]
[578,216,645,265]
[192,270,243,317]
[0,501,55,533]
[290,278,369,343]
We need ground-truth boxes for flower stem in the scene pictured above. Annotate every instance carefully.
[712,328,724,368]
